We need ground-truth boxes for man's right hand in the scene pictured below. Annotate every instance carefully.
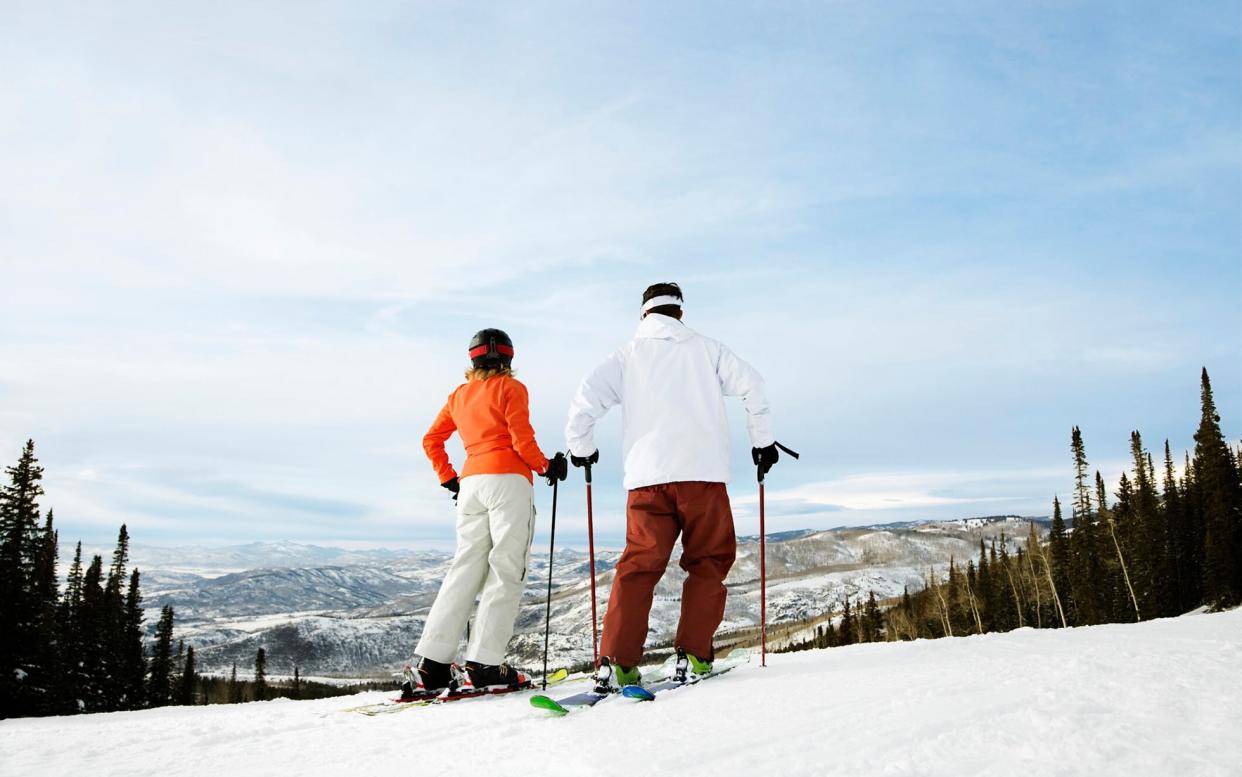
[441,477,460,502]
[752,444,779,476]
[570,450,599,468]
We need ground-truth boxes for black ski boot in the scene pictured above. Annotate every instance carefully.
[463,661,526,691]
[400,656,452,698]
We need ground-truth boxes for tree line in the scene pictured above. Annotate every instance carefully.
[0,441,377,719]
[782,368,1241,652]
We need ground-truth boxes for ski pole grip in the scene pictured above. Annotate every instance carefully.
[584,462,592,485]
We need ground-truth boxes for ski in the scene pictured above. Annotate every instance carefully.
[346,667,570,715]
[621,648,750,702]
[529,688,612,716]
[620,665,735,701]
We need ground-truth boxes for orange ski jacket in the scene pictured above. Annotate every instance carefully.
[423,375,550,486]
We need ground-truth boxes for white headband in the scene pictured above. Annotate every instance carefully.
[641,295,683,313]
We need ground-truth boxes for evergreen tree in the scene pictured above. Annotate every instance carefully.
[79,555,109,712]
[1127,432,1168,616]
[1048,497,1071,627]
[254,648,269,701]
[1068,428,1103,624]
[1102,471,1140,622]
[29,510,62,714]
[178,647,197,706]
[99,525,131,710]
[1194,369,1242,606]
[228,663,243,704]
[997,538,1022,629]
[838,597,855,646]
[119,570,147,709]
[148,606,175,707]
[863,591,883,642]
[58,542,87,713]
[1161,440,1193,612]
[291,665,302,700]
[0,440,46,717]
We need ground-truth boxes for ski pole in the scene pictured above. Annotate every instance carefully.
[759,462,767,668]
[585,461,600,668]
[758,442,800,669]
[542,472,559,690]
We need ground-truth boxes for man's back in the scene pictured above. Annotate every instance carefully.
[566,312,772,490]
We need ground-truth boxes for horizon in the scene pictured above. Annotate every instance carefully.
[2,2,1239,550]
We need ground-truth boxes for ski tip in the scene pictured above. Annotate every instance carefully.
[621,684,655,701]
[543,667,569,685]
[530,695,569,715]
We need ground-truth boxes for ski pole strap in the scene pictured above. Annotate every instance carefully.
[774,441,800,459]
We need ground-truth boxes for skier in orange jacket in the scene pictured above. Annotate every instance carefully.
[406,328,567,696]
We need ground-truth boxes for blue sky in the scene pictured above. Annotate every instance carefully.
[1,1,1238,550]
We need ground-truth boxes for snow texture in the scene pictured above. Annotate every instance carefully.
[2,608,1239,777]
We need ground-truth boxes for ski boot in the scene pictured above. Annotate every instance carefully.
[400,656,452,699]
[672,648,712,683]
[462,661,527,691]
[593,657,641,693]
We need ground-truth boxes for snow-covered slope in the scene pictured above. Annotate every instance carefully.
[3,609,1239,777]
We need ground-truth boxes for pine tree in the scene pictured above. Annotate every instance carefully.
[178,646,197,706]
[290,665,302,700]
[148,606,175,707]
[1101,471,1140,622]
[863,591,883,642]
[1047,498,1070,627]
[29,510,62,714]
[254,648,269,701]
[79,555,109,712]
[100,524,131,710]
[1194,369,1242,606]
[0,440,46,717]
[119,569,147,709]
[58,542,87,713]
[1127,431,1168,616]
[228,663,243,704]
[1068,428,1104,625]
[1162,440,1192,611]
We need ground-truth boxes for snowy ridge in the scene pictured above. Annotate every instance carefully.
[3,609,1238,777]
[135,517,1049,676]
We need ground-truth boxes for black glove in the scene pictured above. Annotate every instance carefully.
[752,444,779,477]
[441,477,460,502]
[570,450,599,468]
[542,453,568,486]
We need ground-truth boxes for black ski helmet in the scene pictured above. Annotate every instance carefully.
[468,328,514,369]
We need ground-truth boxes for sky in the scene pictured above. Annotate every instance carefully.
[1,1,1239,551]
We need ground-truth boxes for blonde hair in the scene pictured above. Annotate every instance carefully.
[464,365,516,381]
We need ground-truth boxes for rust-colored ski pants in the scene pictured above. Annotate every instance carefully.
[599,481,736,667]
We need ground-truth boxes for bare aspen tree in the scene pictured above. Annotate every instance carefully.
[931,568,953,637]
[962,570,984,634]
[1106,515,1141,621]
[1001,553,1025,628]
[1025,523,1043,628]
[1030,521,1067,627]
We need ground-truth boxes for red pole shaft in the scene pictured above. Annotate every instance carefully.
[586,474,600,668]
[760,479,767,667]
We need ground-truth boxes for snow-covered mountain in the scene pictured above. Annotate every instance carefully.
[137,516,1043,676]
[4,608,1238,777]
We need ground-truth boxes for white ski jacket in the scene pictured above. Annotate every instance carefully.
[565,313,774,490]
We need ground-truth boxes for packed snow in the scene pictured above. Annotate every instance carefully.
[3,608,1239,777]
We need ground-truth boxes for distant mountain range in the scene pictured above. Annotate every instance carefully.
[126,515,1046,678]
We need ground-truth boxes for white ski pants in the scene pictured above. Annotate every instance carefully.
[415,473,536,666]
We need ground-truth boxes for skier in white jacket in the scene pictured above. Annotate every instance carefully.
[565,282,783,688]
